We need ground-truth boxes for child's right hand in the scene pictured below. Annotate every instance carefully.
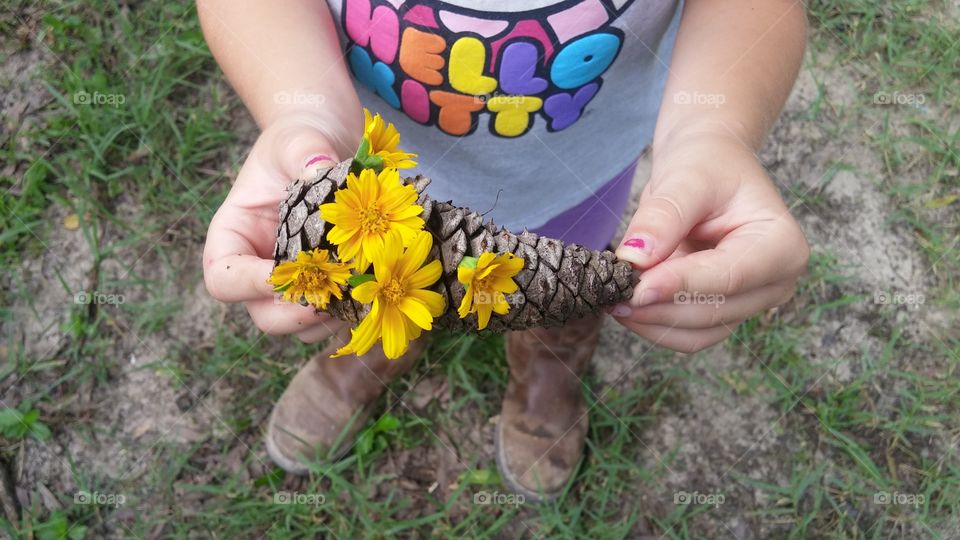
[202,114,346,343]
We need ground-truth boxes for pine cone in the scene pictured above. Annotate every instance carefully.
[273,161,637,332]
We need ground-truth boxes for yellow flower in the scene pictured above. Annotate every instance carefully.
[268,248,351,310]
[319,167,425,273]
[457,252,524,330]
[361,108,417,169]
[332,230,444,359]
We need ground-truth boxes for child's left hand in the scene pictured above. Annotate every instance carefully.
[611,130,809,353]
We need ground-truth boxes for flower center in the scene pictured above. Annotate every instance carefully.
[359,205,388,235]
[382,278,406,305]
[476,276,491,291]
[472,277,500,304]
[299,266,330,290]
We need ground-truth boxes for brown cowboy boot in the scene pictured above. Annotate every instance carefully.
[495,314,603,502]
[266,327,426,474]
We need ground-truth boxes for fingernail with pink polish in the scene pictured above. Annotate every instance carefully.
[609,304,632,318]
[622,235,653,256]
[304,154,334,168]
[300,154,335,180]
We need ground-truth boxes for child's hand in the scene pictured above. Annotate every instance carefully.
[202,115,346,343]
[612,131,809,353]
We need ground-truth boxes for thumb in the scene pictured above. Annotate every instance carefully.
[615,175,713,269]
[284,132,342,181]
[264,118,347,182]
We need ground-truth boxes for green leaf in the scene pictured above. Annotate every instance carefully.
[0,408,30,440]
[354,136,371,162]
[0,408,22,428]
[35,511,76,540]
[373,413,401,433]
[458,256,478,270]
[354,153,385,173]
[30,421,52,441]
[356,430,374,456]
[0,405,50,441]
[460,468,500,485]
[22,409,39,425]
[350,137,386,174]
[348,273,375,287]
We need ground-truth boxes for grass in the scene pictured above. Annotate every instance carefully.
[1,0,958,538]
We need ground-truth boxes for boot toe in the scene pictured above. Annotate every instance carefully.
[266,381,360,474]
[495,415,586,502]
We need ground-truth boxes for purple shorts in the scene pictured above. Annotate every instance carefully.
[529,157,638,251]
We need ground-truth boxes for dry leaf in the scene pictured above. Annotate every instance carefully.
[926,194,958,209]
[63,213,80,230]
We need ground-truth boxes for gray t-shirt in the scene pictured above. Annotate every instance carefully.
[326,0,682,230]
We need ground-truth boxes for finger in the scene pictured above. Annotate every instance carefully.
[627,217,808,307]
[610,282,794,329]
[246,298,337,336]
[615,172,719,269]
[296,318,348,344]
[614,320,736,354]
[203,206,278,302]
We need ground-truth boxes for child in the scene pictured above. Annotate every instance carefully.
[199,0,809,501]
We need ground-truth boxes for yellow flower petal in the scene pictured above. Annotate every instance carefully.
[398,297,433,330]
[408,259,442,290]
[268,264,300,288]
[380,305,408,359]
[493,276,518,294]
[403,314,423,342]
[457,266,475,285]
[396,230,432,279]
[477,303,493,330]
[492,297,510,314]
[457,290,473,319]
[409,288,445,316]
[332,305,382,357]
[351,281,379,303]
[494,253,524,272]
[326,225,357,246]
[374,231,402,279]
[477,252,497,267]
